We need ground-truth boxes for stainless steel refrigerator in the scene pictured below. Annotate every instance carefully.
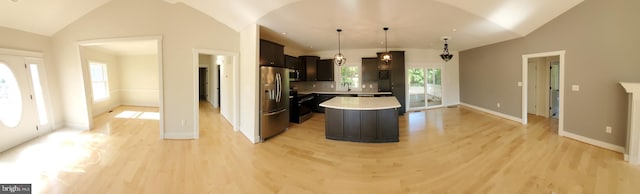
[260,66,289,140]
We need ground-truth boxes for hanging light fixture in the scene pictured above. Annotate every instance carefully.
[333,29,346,66]
[440,37,454,62]
[380,27,392,64]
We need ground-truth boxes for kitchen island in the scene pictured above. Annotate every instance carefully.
[319,97,401,143]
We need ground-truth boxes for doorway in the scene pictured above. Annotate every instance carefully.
[0,50,52,152]
[522,51,565,135]
[199,67,208,100]
[78,36,164,137]
[407,66,443,111]
[193,49,240,137]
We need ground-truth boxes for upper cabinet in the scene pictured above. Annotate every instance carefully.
[286,55,305,81]
[300,56,319,81]
[317,59,334,81]
[362,57,379,82]
[260,39,284,67]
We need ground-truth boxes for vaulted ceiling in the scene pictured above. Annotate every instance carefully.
[0,0,583,52]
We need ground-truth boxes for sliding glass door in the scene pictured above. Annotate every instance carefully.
[407,67,442,111]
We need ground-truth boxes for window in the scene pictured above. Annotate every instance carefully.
[339,66,359,90]
[89,62,109,101]
[0,63,22,127]
[29,63,48,125]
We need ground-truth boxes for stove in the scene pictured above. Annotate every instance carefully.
[289,90,314,123]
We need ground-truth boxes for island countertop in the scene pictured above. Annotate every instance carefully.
[319,96,401,110]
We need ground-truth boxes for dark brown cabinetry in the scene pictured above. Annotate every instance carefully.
[259,39,284,67]
[317,59,334,81]
[362,57,379,82]
[314,94,336,113]
[299,56,319,81]
[285,55,304,81]
[376,51,406,115]
[325,108,399,143]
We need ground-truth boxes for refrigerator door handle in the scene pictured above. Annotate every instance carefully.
[277,73,282,102]
[275,73,280,102]
[264,108,287,116]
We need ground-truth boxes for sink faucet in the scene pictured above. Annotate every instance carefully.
[347,83,351,92]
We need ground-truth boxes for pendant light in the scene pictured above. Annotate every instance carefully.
[334,29,346,66]
[381,27,392,64]
[440,37,454,62]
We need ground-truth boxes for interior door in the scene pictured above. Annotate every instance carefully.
[550,63,560,118]
[0,55,39,152]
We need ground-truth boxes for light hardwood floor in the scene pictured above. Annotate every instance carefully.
[1,102,639,193]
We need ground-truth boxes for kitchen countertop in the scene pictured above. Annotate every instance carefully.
[319,96,401,110]
[298,91,392,95]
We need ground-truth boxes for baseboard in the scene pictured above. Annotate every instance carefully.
[164,132,196,139]
[625,154,629,161]
[460,102,523,123]
[64,122,89,130]
[562,131,625,153]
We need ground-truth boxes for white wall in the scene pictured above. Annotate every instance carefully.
[219,55,234,123]
[0,26,63,130]
[80,47,121,116]
[239,24,260,143]
[51,0,240,139]
[305,48,460,106]
[118,54,159,107]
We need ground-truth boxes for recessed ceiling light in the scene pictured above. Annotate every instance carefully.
[10,0,19,2]
[452,29,457,32]
[281,32,287,35]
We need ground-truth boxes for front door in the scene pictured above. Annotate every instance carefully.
[0,54,39,152]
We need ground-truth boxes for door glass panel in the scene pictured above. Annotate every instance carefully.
[427,68,442,106]
[408,68,425,108]
[29,64,48,125]
[0,63,22,127]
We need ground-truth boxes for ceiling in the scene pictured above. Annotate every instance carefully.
[0,0,111,36]
[84,40,158,56]
[0,0,583,52]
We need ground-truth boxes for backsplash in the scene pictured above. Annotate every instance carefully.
[291,81,379,92]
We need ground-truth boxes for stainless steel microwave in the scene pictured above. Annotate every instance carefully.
[289,69,302,81]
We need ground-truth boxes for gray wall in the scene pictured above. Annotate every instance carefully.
[459,0,640,146]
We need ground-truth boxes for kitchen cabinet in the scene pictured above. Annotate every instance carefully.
[314,94,336,113]
[362,57,379,82]
[299,56,319,81]
[317,59,334,81]
[285,55,299,69]
[285,55,304,81]
[377,51,406,115]
[324,108,399,143]
[259,39,284,67]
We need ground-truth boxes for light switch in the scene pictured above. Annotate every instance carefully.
[571,85,580,91]
[517,82,522,87]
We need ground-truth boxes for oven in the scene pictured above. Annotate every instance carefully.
[289,91,314,123]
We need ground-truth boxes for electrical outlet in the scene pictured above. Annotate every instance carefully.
[571,85,580,91]
[181,120,186,126]
[606,126,612,134]
[313,84,316,88]
[362,84,366,88]
[497,103,501,108]
[330,84,334,88]
[517,82,522,87]
[369,84,373,88]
